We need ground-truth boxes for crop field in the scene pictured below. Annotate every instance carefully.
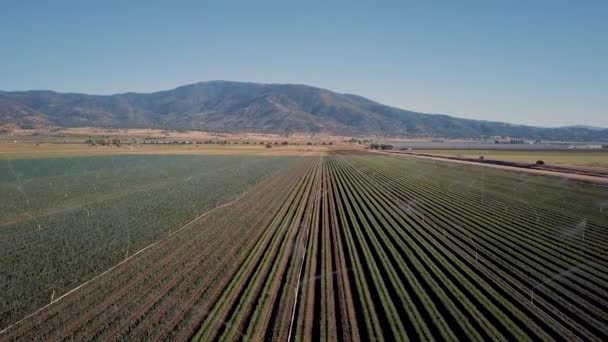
[0,154,297,327]
[1,151,607,340]
[419,149,608,169]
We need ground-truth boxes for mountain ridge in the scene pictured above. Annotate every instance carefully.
[1,80,607,141]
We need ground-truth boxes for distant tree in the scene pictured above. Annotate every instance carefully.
[265,143,273,148]
[536,160,545,165]
[372,143,393,150]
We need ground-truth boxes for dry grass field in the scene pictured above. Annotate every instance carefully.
[0,128,363,159]
[0,142,330,159]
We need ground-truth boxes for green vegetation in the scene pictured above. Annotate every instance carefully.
[323,154,607,340]
[0,154,296,327]
[2,152,607,340]
[369,143,394,150]
[421,149,608,168]
[192,153,608,341]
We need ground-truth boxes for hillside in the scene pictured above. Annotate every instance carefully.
[1,81,607,141]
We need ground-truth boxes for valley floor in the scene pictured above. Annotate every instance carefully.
[1,151,607,341]
[0,142,329,159]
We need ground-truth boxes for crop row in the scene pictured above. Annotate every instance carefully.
[0,154,296,329]
[324,153,607,340]
[1,157,317,340]
[195,153,607,340]
[2,152,606,340]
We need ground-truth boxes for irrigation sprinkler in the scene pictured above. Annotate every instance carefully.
[50,290,55,304]
[480,167,486,204]
[526,263,534,302]
[463,228,478,264]
[583,227,585,241]
[557,218,587,244]
[530,260,588,305]
[530,289,534,303]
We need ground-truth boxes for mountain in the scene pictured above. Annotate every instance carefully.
[1,81,607,141]
[561,125,606,131]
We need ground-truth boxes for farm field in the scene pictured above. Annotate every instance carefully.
[418,149,608,169]
[0,142,328,160]
[1,151,608,340]
[0,154,298,327]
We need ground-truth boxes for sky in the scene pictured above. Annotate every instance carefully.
[1,0,606,127]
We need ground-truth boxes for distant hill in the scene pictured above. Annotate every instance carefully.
[561,125,606,131]
[1,81,607,141]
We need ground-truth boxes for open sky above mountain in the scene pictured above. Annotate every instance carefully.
[1,0,606,127]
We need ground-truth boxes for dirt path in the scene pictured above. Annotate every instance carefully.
[381,151,608,185]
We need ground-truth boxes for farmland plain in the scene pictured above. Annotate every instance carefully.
[417,149,608,169]
[1,150,607,341]
[0,154,297,327]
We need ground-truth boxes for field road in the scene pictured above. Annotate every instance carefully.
[382,151,608,186]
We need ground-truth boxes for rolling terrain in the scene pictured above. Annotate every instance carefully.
[2,81,607,141]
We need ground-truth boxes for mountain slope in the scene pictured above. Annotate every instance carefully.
[1,81,606,141]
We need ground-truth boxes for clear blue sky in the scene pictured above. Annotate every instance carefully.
[1,0,606,127]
